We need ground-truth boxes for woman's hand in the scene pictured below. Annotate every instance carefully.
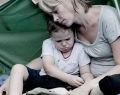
[69,80,98,95]
[66,75,84,87]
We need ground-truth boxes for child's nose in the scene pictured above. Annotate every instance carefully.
[62,41,67,46]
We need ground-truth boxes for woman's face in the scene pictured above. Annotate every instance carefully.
[52,4,75,27]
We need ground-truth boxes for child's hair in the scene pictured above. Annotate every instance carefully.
[48,20,70,35]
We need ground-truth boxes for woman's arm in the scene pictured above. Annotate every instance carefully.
[90,37,120,86]
[26,57,43,70]
[70,38,120,95]
[80,64,93,82]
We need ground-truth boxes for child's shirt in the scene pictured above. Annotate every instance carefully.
[40,38,90,76]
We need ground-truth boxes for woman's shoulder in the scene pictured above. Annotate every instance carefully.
[74,42,84,51]
[101,5,118,19]
[99,5,119,25]
[43,38,54,46]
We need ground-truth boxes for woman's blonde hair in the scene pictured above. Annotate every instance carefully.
[72,0,92,12]
[33,0,59,13]
[33,0,92,13]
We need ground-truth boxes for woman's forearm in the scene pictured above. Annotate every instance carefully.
[81,72,93,82]
[26,57,43,70]
[92,65,120,85]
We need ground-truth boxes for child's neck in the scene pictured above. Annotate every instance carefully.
[62,49,72,59]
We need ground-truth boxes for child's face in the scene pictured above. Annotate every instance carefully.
[52,29,74,53]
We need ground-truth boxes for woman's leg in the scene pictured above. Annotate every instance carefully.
[8,64,29,95]
[99,74,120,95]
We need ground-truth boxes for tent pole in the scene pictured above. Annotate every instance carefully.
[114,0,120,16]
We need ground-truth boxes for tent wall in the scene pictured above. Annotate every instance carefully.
[0,0,49,74]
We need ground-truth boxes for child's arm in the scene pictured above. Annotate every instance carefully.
[80,64,93,83]
[42,55,84,87]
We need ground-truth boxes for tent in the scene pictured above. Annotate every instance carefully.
[0,0,49,74]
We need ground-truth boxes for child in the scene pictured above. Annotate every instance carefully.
[0,20,93,95]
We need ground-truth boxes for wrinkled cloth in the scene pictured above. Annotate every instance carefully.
[23,87,69,95]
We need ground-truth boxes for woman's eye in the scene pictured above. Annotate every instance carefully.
[56,40,61,43]
[53,10,58,14]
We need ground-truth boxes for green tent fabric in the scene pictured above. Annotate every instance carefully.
[0,0,49,74]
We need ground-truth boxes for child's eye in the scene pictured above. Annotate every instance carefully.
[66,38,70,41]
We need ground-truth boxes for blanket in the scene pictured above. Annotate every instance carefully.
[23,87,69,95]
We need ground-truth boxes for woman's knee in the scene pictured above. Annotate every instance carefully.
[99,74,120,95]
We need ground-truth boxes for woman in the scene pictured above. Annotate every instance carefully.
[32,0,120,95]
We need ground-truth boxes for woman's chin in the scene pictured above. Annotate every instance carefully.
[66,22,73,27]
[62,21,72,27]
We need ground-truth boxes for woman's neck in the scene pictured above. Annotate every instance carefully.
[86,6,101,26]
[76,6,101,44]
[75,5,101,28]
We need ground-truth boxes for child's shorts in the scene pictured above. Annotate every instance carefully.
[23,67,73,93]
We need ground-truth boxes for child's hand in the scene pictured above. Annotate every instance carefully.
[66,75,84,87]
[0,86,6,95]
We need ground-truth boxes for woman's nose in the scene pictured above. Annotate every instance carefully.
[53,14,59,22]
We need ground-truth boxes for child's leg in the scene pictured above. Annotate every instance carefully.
[8,64,29,95]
